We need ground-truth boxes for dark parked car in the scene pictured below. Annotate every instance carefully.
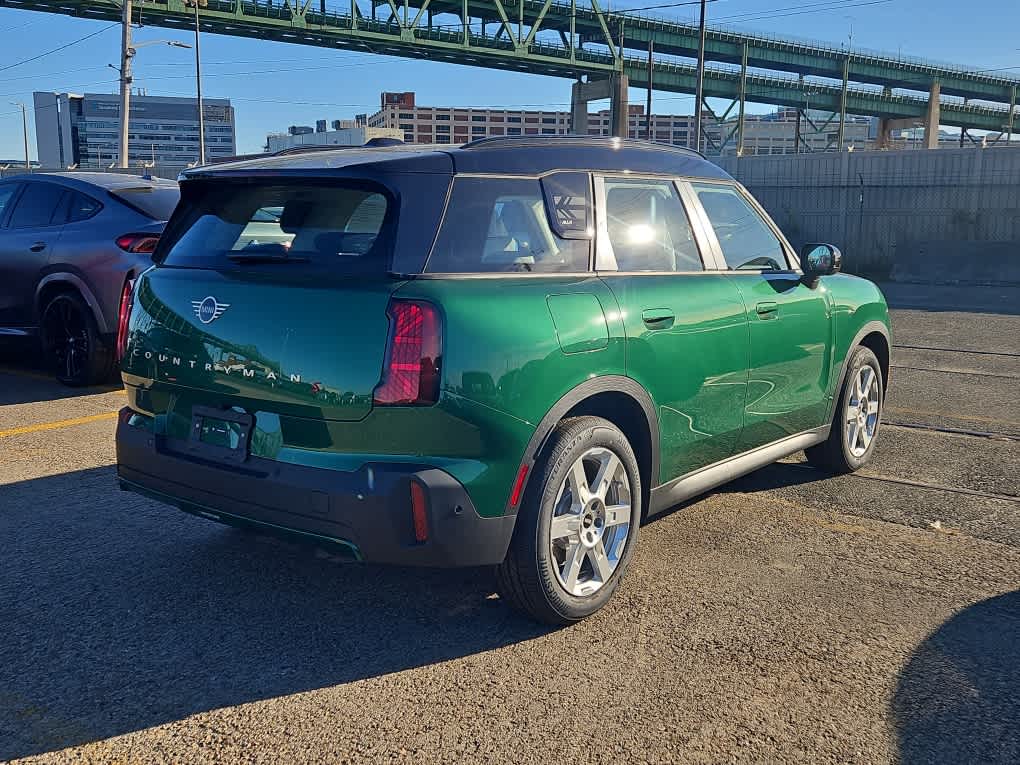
[0,172,180,385]
[116,137,890,624]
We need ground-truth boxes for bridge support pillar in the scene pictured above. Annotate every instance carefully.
[570,74,629,138]
[925,81,941,149]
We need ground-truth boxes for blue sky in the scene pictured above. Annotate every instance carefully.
[0,0,1016,159]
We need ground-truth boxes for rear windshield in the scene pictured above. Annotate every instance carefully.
[157,181,392,272]
[110,186,181,221]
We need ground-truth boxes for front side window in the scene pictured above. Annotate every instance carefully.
[8,183,65,229]
[691,183,788,271]
[599,178,703,272]
[426,176,590,273]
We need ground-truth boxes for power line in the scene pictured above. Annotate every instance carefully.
[0,23,118,74]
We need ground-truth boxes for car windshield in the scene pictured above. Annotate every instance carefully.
[110,186,181,221]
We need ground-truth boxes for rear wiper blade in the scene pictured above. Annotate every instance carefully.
[226,253,311,263]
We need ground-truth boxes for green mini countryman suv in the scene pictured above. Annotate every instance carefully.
[116,136,891,625]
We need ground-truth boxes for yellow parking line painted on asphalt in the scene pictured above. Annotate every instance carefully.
[0,411,118,439]
[886,406,1020,428]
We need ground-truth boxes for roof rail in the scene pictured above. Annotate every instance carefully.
[460,134,706,158]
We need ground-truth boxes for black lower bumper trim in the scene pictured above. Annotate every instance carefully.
[116,416,516,567]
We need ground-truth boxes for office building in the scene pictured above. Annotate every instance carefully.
[33,91,236,170]
[265,120,402,152]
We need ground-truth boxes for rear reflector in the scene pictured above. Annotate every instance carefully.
[373,300,442,406]
[116,278,134,362]
[116,233,160,254]
[508,464,529,508]
[410,480,429,543]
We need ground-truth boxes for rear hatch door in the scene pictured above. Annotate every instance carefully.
[123,178,402,421]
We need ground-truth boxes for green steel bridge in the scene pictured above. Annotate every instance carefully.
[5,0,1018,138]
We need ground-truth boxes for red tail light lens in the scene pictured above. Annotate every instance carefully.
[116,233,160,254]
[116,278,134,361]
[373,300,442,406]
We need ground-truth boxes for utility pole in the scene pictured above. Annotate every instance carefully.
[118,0,133,168]
[693,0,707,153]
[191,0,206,165]
[645,39,653,141]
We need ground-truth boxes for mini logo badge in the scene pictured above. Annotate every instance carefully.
[191,296,230,324]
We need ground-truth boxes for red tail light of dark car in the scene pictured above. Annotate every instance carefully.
[116,233,160,254]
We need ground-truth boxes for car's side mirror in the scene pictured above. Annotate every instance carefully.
[800,243,842,284]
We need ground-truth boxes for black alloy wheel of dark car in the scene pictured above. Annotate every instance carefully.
[41,292,114,386]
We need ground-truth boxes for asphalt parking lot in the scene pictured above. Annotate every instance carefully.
[1,283,1018,764]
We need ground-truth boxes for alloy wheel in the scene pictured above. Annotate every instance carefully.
[549,447,632,598]
[43,297,90,382]
[846,365,880,457]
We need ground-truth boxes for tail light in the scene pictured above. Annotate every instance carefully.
[116,278,135,361]
[116,233,160,254]
[373,300,442,406]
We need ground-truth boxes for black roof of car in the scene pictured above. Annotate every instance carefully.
[182,136,733,181]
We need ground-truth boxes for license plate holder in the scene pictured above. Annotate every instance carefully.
[186,406,254,465]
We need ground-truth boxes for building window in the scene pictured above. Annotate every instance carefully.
[399,123,413,130]
[507,127,521,135]
[454,114,468,121]
[471,125,486,134]
[541,117,557,124]
[542,129,556,134]
[525,128,539,134]
[471,115,486,122]
[490,115,504,123]
[436,135,451,143]
[507,116,521,123]
[399,112,414,119]
[525,117,539,124]
[436,114,450,121]
[436,124,450,133]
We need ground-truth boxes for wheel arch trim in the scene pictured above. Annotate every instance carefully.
[36,272,111,334]
[506,375,660,516]
[828,320,891,421]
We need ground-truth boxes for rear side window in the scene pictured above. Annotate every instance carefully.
[158,182,392,272]
[426,176,591,273]
[64,191,102,223]
[110,185,181,221]
[601,178,703,272]
[8,183,65,228]
[691,183,788,271]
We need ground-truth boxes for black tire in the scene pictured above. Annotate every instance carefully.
[40,291,115,387]
[496,416,642,626]
[805,345,884,474]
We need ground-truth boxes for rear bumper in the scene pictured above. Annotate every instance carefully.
[115,413,516,567]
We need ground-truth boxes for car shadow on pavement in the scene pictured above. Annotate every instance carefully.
[0,466,549,760]
[0,343,122,405]
[892,590,1020,764]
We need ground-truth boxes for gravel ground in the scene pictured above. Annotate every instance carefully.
[1,286,1018,764]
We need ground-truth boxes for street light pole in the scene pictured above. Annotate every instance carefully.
[12,102,29,170]
[693,0,707,153]
[118,0,133,168]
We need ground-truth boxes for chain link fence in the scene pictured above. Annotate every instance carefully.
[716,146,1020,285]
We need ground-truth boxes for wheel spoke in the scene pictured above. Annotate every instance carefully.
[846,403,859,421]
[868,399,880,415]
[589,541,614,582]
[591,451,621,501]
[561,542,585,592]
[604,504,630,527]
[550,512,581,541]
[566,459,591,505]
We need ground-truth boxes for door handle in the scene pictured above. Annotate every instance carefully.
[29,242,47,252]
[755,301,778,319]
[641,308,675,329]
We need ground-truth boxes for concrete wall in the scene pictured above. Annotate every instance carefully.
[715,148,1020,285]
